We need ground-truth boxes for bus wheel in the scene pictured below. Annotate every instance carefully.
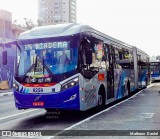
[127,81,130,94]
[145,79,148,88]
[98,94,103,106]
[98,87,105,109]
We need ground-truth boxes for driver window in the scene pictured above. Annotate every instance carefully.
[91,40,106,69]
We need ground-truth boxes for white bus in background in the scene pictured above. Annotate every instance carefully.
[150,60,160,81]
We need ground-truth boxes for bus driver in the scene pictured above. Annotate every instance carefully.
[59,50,69,64]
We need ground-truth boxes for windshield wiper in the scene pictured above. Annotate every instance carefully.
[40,56,58,81]
[42,56,45,75]
[21,55,38,81]
[21,55,58,82]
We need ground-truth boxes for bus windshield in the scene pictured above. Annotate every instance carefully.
[151,62,160,74]
[18,41,78,79]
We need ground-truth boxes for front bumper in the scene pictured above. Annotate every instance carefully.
[14,85,80,110]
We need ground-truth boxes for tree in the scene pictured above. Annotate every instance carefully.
[12,18,37,29]
[23,18,37,29]
[13,20,18,25]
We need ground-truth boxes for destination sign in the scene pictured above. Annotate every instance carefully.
[151,62,160,66]
[24,41,68,51]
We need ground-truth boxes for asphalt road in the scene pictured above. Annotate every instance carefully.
[0,92,103,138]
[0,95,89,130]
[55,83,160,139]
[0,83,160,139]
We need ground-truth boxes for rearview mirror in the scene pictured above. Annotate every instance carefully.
[2,51,7,65]
[86,49,92,65]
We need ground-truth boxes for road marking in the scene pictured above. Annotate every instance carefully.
[139,113,155,119]
[46,84,153,139]
[0,92,13,97]
[0,109,39,121]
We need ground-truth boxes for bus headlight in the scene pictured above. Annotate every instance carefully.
[61,77,79,91]
[13,82,19,91]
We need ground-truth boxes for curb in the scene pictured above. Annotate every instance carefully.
[0,92,13,97]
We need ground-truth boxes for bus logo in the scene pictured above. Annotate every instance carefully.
[34,95,41,101]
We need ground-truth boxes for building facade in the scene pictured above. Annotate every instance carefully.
[38,0,76,26]
[0,9,12,43]
[0,9,27,90]
[0,9,27,43]
[12,25,28,40]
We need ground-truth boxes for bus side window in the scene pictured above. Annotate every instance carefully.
[123,49,129,59]
[93,40,107,69]
[115,48,119,61]
[119,49,123,60]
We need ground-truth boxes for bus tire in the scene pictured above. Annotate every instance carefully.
[98,94,103,106]
[98,86,106,109]
[145,79,148,88]
[127,81,130,94]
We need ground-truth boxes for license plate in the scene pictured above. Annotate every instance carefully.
[33,102,44,106]
[33,88,43,93]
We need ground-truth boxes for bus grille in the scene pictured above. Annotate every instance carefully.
[85,88,96,108]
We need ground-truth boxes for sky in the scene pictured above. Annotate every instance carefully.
[0,0,160,57]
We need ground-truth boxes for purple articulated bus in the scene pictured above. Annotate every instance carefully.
[2,23,150,111]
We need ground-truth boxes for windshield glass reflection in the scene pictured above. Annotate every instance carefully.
[18,41,78,77]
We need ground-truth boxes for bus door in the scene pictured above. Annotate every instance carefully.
[138,55,141,87]
[106,44,115,100]
[2,41,18,89]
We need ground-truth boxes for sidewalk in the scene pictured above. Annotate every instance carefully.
[0,89,13,93]
[0,89,13,96]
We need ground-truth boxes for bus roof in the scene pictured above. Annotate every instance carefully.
[18,23,148,56]
[18,23,132,48]
[18,23,91,40]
